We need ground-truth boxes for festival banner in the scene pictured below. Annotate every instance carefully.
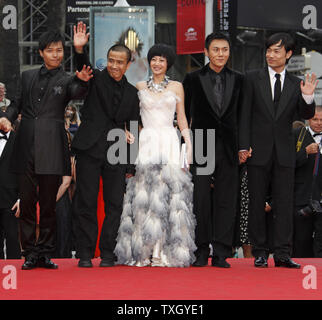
[176,0,206,54]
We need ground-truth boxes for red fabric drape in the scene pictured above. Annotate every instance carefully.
[95,178,105,257]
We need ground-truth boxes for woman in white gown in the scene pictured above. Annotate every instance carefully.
[114,44,196,267]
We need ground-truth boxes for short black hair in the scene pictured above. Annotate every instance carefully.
[38,30,65,51]
[265,32,295,53]
[108,44,132,63]
[147,44,176,70]
[205,32,231,50]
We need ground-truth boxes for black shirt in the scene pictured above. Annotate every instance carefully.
[91,73,127,160]
[31,65,61,113]
[207,65,226,114]
[208,65,226,93]
[109,73,126,118]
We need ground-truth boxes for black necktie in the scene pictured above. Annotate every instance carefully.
[274,73,281,106]
[214,74,223,109]
[313,133,322,137]
[0,134,7,140]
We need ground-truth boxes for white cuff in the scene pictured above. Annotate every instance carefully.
[302,93,314,105]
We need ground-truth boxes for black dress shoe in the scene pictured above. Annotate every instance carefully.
[21,257,38,270]
[211,257,231,268]
[99,258,114,267]
[274,257,301,269]
[254,256,268,268]
[78,259,93,268]
[38,257,58,269]
[192,255,209,267]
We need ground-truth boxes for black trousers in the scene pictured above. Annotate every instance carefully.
[293,205,322,258]
[19,156,60,259]
[192,145,239,259]
[0,208,20,259]
[247,152,294,259]
[53,191,72,258]
[73,152,126,260]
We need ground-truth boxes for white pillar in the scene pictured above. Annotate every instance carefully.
[205,0,214,64]
[114,0,130,7]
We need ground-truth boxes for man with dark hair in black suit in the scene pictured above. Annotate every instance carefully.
[239,32,317,268]
[183,32,243,268]
[293,106,322,257]
[0,129,20,259]
[72,22,140,268]
[0,30,93,270]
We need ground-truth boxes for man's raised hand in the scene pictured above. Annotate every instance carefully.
[73,21,90,53]
[76,65,93,82]
[300,73,318,96]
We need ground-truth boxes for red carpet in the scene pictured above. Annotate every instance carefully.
[0,258,322,300]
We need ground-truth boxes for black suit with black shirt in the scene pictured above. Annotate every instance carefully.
[239,68,315,259]
[1,66,87,259]
[293,127,322,257]
[0,131,20,258]
[72,51,140,261]
[183,65,243,260]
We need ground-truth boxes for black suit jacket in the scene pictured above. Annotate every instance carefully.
[0,67,87,175]
[183,65,243,166]
[0,131,18,209]
[294,127,322,206]
[239,68,315,168]
[71,52,140,163]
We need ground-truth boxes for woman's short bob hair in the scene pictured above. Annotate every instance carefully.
[147,44,176,70]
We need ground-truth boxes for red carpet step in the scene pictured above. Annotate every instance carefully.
[0,258,322,300]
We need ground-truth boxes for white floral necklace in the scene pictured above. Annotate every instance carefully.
[147,76,170,93]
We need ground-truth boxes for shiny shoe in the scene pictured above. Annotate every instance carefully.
[21,257,38,270]
[274,257,301,269]
[211,256,231,268]
[192,255,209,267]
[38,257,58,269]
[99,258,114,267]
[254,256,268,268]
[78,259,93,268]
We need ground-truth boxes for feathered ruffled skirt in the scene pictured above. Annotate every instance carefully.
[114,163,196,267]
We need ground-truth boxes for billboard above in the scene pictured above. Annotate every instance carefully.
[237,0,322,30]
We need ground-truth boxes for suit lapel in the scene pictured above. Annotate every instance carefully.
[95,69,114,119]
[258,68,275,119]
[28,70,39,115]
[275,72,296,120]
[221,69,235,115]
[115,80,131,120]
[0,133,13,163]
[199,66,218,115]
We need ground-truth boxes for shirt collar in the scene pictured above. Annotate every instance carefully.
[308,126,322,138]
[208,64,226,80]
[40,65,61,77]
[0,130,10,139]
[268,66,286,81]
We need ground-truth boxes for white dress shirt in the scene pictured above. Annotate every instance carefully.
[268,66,314,104]
[0,131,10,157]
[308,126,322,154]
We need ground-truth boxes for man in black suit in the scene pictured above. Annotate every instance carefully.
[183,32,243,268]
[239,33,317,268]
[0,129,20,259]
[72,22,140,268]
[293,106,322,257]
[0,30,92,270]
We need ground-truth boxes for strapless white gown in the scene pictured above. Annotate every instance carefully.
[114,89,196,267]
